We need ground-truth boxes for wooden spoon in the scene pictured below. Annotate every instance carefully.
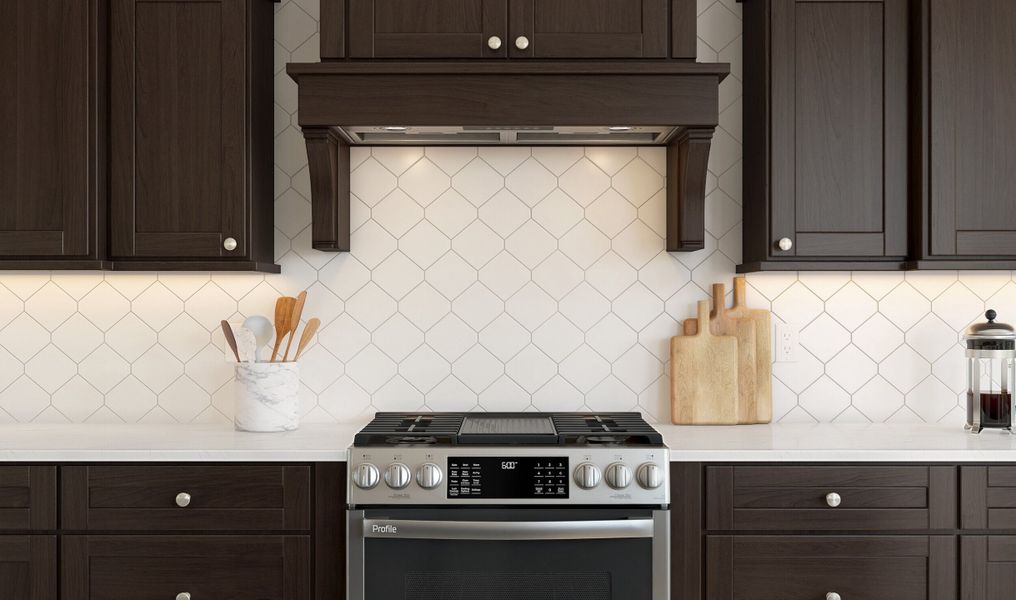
[270,296,295,362]
[220,320,240,362]
[293,318,321,361]
[283,290,308,362]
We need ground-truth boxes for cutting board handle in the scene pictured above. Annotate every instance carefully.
[711,283,726,319]
[732,276,748,309]
[695,300,711,336]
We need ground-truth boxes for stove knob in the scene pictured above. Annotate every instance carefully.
[416,463,444,489]
[636,463,663,490]
[352,463,380,490]
[385,463,412,490]
[574,463,601,489]
[605,463,633,490]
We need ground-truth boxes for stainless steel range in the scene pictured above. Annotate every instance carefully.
[347,412,670,600]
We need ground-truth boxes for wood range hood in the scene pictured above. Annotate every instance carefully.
[286,60,729,252]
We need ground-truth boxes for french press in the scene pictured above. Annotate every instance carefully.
[965,310,1016,433]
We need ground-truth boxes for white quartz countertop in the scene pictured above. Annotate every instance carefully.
[2,422,1016,462]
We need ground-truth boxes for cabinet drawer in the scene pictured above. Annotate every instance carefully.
[706,536,955,600]
[0,467,56,530]
[960,466,1016,529]
[62,535,309,600]
[706,466,956,531]
[61,465,310,531]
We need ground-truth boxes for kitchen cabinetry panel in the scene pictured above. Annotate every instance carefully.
[109,0,277,272]
[740,0,909,271]
[349,0,508,58]
[706,535,956,600]
[922,0,1016,260]
[706,465,956,531]
[0,467,56,531]
[61,465,311,531]
[61,535,310,600]
[0,0,101,264]
[509,0,667,58]
[0,536,56,600]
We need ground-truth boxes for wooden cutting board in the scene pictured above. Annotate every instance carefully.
[684,290,757,425]
[716,277,773,423]
[671,300,739,425]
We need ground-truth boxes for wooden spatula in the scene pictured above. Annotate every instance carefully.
[283,290,307,362]
[270,296,295,362]
[220,320,240,362]
[671,300,739,425]
[293,318,321,361]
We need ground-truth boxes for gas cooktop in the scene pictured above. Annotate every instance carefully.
[353,412,664,447]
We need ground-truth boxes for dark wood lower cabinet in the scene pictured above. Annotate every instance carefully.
[961,536,1016,600]
[706,536,956,600]
[62,536,309,600]
[0,536,56,600]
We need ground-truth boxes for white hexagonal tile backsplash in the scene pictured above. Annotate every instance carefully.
[0,0,1004,424]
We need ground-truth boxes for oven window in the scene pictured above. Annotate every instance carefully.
[364,538,651,600]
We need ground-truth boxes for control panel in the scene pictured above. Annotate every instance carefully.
[448,457,568,499]
[347,447,669,506]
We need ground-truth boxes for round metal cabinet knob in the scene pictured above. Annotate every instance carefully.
[416,463,444,489]
[825,492,842,508]
[777,237,793,251]
[223,237,238,251]
[487,35,502,50]
[176,594,192,600]
[515,35,530,50]
[605,463,633,490]
[826,593,842,600]
[352,463,380,490]
[636,463,663,490]
[385,463,412,490]
[175,492,191,508]
[573,463,601,489]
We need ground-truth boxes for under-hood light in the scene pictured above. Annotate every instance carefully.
[608,126,634,132]
[382,126,408,131]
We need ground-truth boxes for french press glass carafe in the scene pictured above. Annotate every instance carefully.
[965,310,1016,433]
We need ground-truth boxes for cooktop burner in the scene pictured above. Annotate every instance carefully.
[353,412,663,447]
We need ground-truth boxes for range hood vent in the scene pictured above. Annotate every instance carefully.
[287,61,728,253]
[344,126,673,145]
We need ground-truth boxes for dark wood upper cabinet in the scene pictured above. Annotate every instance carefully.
[740,0,909,272]
[0,0,105,269]
[337,0,690,59]
[911,0,1016,268]
[508,0,668,58]
[109,0,278,272]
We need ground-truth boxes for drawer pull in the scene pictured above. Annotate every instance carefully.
[825,492,842,508]
[176,594,192,600]
[826,593,841,600]
[175,492,192,508]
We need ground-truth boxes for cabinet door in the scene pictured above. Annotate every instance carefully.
[508,0,667,58]
[62,536,310,600]
[0,1,97,260]
[961,537,1016,600]
[110,0,248,261]
[706,536,956,600]
[927,0,1016,258]
[766,0,908,261]
[348,0,508,58]
[0,537,56,600]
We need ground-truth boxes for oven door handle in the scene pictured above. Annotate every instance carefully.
[361,518,655,540]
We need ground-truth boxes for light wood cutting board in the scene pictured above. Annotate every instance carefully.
[684,292,757,425]
[671,300,739,425]
[718,277,773,423]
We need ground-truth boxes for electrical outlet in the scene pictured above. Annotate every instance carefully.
[775,322,799,362]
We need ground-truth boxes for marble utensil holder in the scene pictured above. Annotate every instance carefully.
[234,362,300,432]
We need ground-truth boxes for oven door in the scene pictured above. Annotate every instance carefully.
[348,508,669,600]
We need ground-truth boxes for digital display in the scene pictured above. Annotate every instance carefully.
[447,457,569,499]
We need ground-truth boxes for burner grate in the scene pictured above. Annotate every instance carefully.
[552,413,663,445]
[354,413,464,446]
